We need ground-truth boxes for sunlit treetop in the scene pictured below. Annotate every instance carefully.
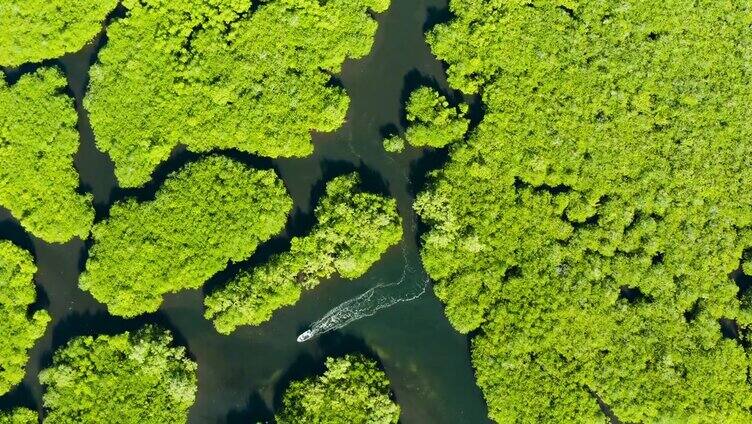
[0,68,94,243]
[276,355,400,424]
[403,86,468,148]
[205,173,403,334]
[39,326,197,424]
[80,155,292,317]
[0,0,116,67]
[85,0,391,187]
[0,408,37,424]
[0,241,50,396]
[418,0,752,422]
[382,134,406,153]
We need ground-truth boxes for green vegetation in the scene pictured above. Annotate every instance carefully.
[403,87,468,148]
[39,326,196,424]
[382,134,405,153]
[0,408,36,424]
[0,0,116,67]
[0,68,94,243]
[205,173,402,334]
[417,0,752,422]
[276,354,400,424]
[85,0,391,187]
[0,241,50,396]
[80,156,292,317]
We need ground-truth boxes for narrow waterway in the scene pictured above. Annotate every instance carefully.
[0,1,491,422]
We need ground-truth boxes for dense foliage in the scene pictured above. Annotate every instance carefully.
[205,173,402,334]
[85,0,390,187]
[0,68,94,243]
[0,408,36,424]
[0,241,50,396]
[276,355,400,424]
[80,156,292,317]
[382,134,405,153]
[417,0,752,422]
[403,87,468,148]
[0,0,116,67]
[39,326,197,424]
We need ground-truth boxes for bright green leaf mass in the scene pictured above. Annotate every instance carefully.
[80,155,292,317]
[0,0,116,67]
[382,134,406,153]
[85,0,391,187]
[205,173,402,334]
[276,354,400,424]
[0,241,50,396]
[403,86,468,148]
[39,326,197,424]
[0,68,94,243]
[418,0,752,422]
[0,408,37,424]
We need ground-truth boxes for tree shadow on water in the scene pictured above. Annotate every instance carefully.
[423,3,454,32]
[226,391,274,424]
[0,383,37,415]
[0,215,35,256]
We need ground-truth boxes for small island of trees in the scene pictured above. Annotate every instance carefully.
[0,68,94,243]
[0,241,50,396]
[403,86,468,149]
[80,156,292,317]
[39,326,197,423]
[277,354,400,424]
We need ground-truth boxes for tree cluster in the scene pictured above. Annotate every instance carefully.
[0,241,50,396]
[403,86,468,148]
[80,155,292,317]
[205,173,402,334]
[0,408,36,424]
[417,0,752,422]
[276,354,400,424]
[85,0,390,187]
[39,326,197,423]
[0,0,116,67]
[0,68,94,243]
[382,134,405,154]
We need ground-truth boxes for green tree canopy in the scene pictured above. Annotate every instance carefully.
[80,155,292,317]
[0,241,50,396]
[417,0,752,422]
[276,354,400,424]
[0,408,37,424]
[403,86,468,148]
[85,0,391,187]
[0,68,94,243]
[0,0,116,67]
[39,326,197,424]
[382,134,405,153]
[205,173,402,334]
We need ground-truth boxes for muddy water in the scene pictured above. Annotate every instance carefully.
[0,1,491,422]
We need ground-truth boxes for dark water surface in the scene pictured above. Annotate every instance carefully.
[0,1,491,422]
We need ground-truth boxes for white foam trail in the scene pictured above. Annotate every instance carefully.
[297,248,427,342]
